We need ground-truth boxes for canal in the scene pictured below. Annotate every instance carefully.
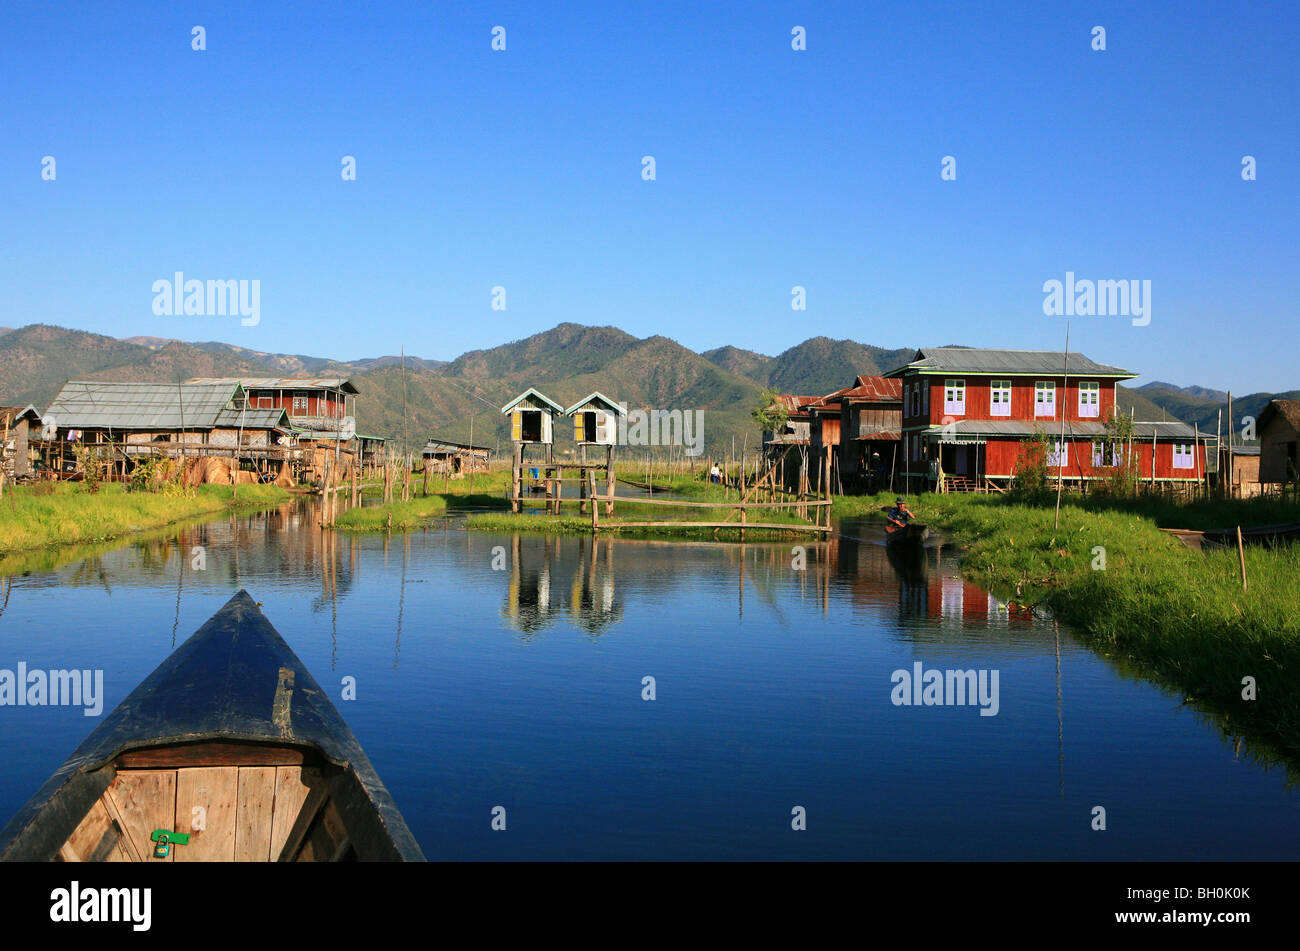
[0,499,1296,859]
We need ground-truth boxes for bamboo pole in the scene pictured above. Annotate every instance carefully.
[0,411,10,501]
[605,445,614,517]
[1227,391,1235,499]
[1237,526,1247,592]
[1216,409,1223,497]
[1054,323,1070,530]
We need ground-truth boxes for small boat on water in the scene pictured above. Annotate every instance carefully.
[0,591,424,862]
[884,521,930,546]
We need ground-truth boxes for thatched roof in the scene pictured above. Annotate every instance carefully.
[1259,399,1300,434]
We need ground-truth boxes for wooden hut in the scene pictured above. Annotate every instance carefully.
[421,437,491,475]
[0,405,40,481]
[564,392,625,447]
[803,377,902,493]
[1258,399,1300,486]
[502,389,565,512]
[37,381,299,482]
[502,388,563,445]
[1218,445,1261,497]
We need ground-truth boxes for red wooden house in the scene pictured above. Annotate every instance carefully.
[885,348,1209,491]
[188,377,357,425]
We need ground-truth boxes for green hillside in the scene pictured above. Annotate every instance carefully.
[0,324,265,409]
[4,320,1279,462]
[1135,383,1300,438]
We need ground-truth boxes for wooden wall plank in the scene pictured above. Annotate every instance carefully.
[63,799,132,862]
[117,742,306,769]
[174,767,238,862]
[234,767,277,862]
[108,770,177,863]
[269,766,309,859]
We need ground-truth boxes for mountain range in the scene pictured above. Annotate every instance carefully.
[1,322,1288,454]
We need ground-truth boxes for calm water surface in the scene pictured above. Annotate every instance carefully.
[1,500,1296,859]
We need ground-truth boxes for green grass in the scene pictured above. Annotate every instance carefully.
[892,491,1300,766]
[334,470,512,532]
[332,495,451,531]
[0,482,290,554]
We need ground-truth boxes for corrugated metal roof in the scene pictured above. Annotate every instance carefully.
[888,347,1135,377]
[805,377,903,411]
[501,388,565,414]
[920,419,1197,439]
[45,381,245,431]
[845,376,904,400]
[213,406,295,431]
[770,395,819,416]
[0,405,40,423]
[564,392,626,416]
[187,377,359,394]
[422,439,491,454]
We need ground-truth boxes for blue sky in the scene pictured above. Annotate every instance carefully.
[2,1,1296,393]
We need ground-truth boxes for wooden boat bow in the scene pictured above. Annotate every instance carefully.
[0,591,424,862]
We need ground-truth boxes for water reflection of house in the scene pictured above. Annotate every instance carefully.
[502,536,558,634]
[567,538,621,634]
[6,498,361,612]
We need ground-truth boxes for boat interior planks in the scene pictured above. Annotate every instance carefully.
[0,591,424,863]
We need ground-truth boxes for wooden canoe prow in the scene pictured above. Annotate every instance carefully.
[885,522,930,545]
[0,590,424,862]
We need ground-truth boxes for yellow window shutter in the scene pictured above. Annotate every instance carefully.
[574,415,583,441]
[511,411,521,440]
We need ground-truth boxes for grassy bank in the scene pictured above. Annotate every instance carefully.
[0,483,290,554]
[332,495,451,531]
[874,491,1300,764]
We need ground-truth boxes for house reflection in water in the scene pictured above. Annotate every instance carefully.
[501,535,621,636]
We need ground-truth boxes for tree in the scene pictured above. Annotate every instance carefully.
[1012,427,1051,500]
[1098,406,1140,497]
[752,388,789,438]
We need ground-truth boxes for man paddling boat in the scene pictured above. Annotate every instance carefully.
[884,497,914,534]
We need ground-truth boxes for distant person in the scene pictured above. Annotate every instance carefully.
[928,455,940,492]
[709,462,722,484]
